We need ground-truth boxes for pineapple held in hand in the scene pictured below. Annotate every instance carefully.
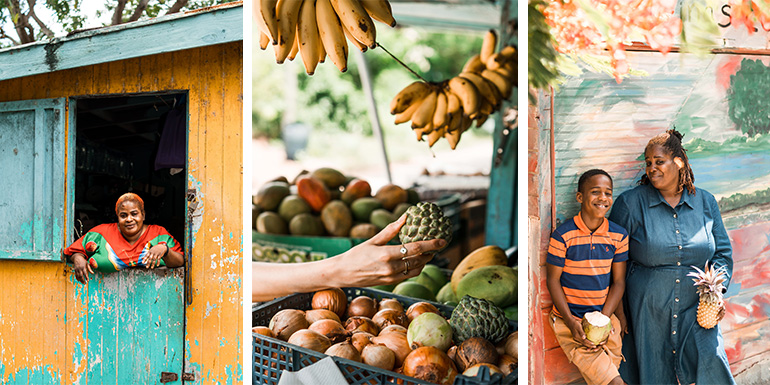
[687,262,728,329]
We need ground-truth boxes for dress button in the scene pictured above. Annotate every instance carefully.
[673,350,676,354]
[676,230,680,234]
[676,279,680,283]
[675,298,680,302]
[677,262,681,266]
[674,314,678,318]
[678,245,683,249]
[673,330,677,335]
[674,214,677,218]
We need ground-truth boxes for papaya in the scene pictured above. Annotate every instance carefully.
[277,195,312,222]
[349,223,379,239]
[341,179,372,205]
[254,181,290,211]
[370,209,396,230]
[320,200,353,237]
[311,167,348,189]
[451,245,508,293]
[456,265,517,308]
[288,213,325,236]
[392,281,436,302]
[256,212,288,235]
[350,197,382,222]
[375,184,408,211]
[297,177,331,212]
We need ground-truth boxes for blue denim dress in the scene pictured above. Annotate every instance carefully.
[609,184,735,385]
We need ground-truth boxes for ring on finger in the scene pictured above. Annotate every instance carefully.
[400,246,408,257]
[402,257,410,275]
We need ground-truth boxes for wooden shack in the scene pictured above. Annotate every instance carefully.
[528,15,770,384]
[0,2,243,384]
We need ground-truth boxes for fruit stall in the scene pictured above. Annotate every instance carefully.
[252,0,517,383]
[528,11,770,385]
[0,3,243,384]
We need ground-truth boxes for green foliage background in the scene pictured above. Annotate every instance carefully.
[728,58,770,137]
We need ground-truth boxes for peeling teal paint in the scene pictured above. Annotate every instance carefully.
[1,364,61,385]
[17,220,33,247]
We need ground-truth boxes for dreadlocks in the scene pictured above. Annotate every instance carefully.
[640,129,696,195]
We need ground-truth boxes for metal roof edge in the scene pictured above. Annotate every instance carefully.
[0,1,243,81]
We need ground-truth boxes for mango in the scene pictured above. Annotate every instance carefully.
[421,264,448,290]
[320,200,353,237]
[288,213,325,236]
[277,195,311,222]
[350,197,382,222]
[254,181,290,211]
[375,184,408,211]
[451,245,508,293]
[349,223,378,239]
[392,281,436,302]
[341,179,372,205]
[455,265,517,308]
[370,209,396,230]
[392,202,412,219]
[436,282,458,304]
[297,177,331,212]
[256,212,288,235]
[406,188,420,205]
[311,167,347,189]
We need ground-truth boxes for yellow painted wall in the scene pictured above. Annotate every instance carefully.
[0,41,243,384]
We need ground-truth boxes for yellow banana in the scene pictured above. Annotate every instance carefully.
[480,29,497,63]
[256,0,279,44]
[394,98,424,124]
[445,91,462,121]
[410,90,438,129]
[317,0,349,72]
[318,35,327,63]
[486,52,503,70]
[461,54,486,74]
[330,0,377,48]
[259,30,270,50]
[427,126,445,148]
[481,68,512,100]
[445,107,462,132]
[287,34,300,61]
[498,45,516,61]
[494,66,517,87]
[414,126,428,141]
[432,90,448,129]
[419,121,434,135]
[297,0,321,75]
[390,81,431,115]
[448,76,480,117]
[361,0,396,27]
[459,71,500,108]
[444,125,462,149]
[344,26,368,52]
[274,0,303,63]
[475,113,489,128]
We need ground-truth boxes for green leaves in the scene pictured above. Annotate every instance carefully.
[528,0,561,102]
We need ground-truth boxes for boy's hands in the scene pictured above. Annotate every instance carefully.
[567,316,601,351]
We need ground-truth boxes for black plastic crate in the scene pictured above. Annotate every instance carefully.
[252,287,517,385]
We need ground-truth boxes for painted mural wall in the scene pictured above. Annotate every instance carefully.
[537,50,770,383]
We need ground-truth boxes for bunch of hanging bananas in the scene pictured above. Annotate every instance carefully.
[389,30,516,149]
[256,0,396,75]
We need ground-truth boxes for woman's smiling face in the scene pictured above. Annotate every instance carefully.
[117,200,145,238]
[645,145,682,193]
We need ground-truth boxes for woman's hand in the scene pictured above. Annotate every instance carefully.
[72,253,94,284]
[331,214,447,288]
[567,316,600,351]
[143,244,168,269]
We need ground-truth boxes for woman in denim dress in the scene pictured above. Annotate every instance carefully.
[608,130,735,384]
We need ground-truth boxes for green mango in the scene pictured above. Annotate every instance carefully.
[456,265,517,308]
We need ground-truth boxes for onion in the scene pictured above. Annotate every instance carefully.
[362,343,396,371]
[347,296,378,318]
[505,332,517,360]
[372,308,409,330]
[447,345,458,362]
[350,331,374,352]
[252,326,274,338]
[269,309,309,341]
[463,363,502,377]
[287,329,332,353]
[402,346,458,385]
[498,354,517,376]
[308,319,349,344]
[379,324,407,336]
[372,331,412,368]
[305,309,341,324]
[455,337,499,372]
[344,316,380,335]
[379,298,404,313]
[312,288,348,318]
[406,302,440,322]
[325,341,362,362]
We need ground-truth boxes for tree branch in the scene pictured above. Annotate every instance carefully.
[0,26,21,46]
[27,0,54,38]
[127,0,151,22]
[7,0,35,44]
[112,0,127,25]
[165,0,189,15]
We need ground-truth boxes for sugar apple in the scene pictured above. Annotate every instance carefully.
[449,295,509,344]
[398,202,452,252]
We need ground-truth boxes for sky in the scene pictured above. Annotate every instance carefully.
[2,0,111,44]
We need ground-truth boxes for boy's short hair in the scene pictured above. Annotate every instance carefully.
[577,169,612,193]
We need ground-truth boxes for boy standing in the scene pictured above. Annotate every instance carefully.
[546,169,629,385]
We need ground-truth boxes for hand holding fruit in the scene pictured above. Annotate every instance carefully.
[567,316,599,351]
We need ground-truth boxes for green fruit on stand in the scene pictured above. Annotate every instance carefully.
[370,209,396,230]
[310,167,347,189]
[370,284,396,292]
[256,212,288,235]
[504,305,518,322]
[456,265,517,308]
[288,213,324,236]
[413,271,442,295]
[254,181,290,211]
[392,281,436,302]
[350,197,382,222]
[392,202,412,219]
[278,195,312,222]
[421,264,448,289]
[436,282,458,304]
[449,295,509,344]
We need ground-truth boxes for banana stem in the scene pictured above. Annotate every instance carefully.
[376,42,430,83]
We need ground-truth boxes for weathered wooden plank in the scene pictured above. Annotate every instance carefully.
[0,4,243,82]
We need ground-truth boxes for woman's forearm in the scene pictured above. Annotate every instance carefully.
[163,248,185,268]
[252,259,342,303]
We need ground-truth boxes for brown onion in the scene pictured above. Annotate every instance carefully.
[447,345,458,362]
[379,324,407,336]
[325,341,362,362]
[463,363,502,377]
[269,309,309,341]
[505,332,517,360]
[350,331,374,352]
[498,354,517,376]
[362,343,396,371]
[402,346,458,385]
[287,329,332,353]
[347,296,378,318]
[372,308,409,330]
[252,326,274,338]
[312,288,348,318]
[455,337,499,372]
[379,298,404,313]
[406,302,440,322]
[308,319,350,344]
[372,330,412,367]
[305,309,341,324]
[344,316,380,335]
